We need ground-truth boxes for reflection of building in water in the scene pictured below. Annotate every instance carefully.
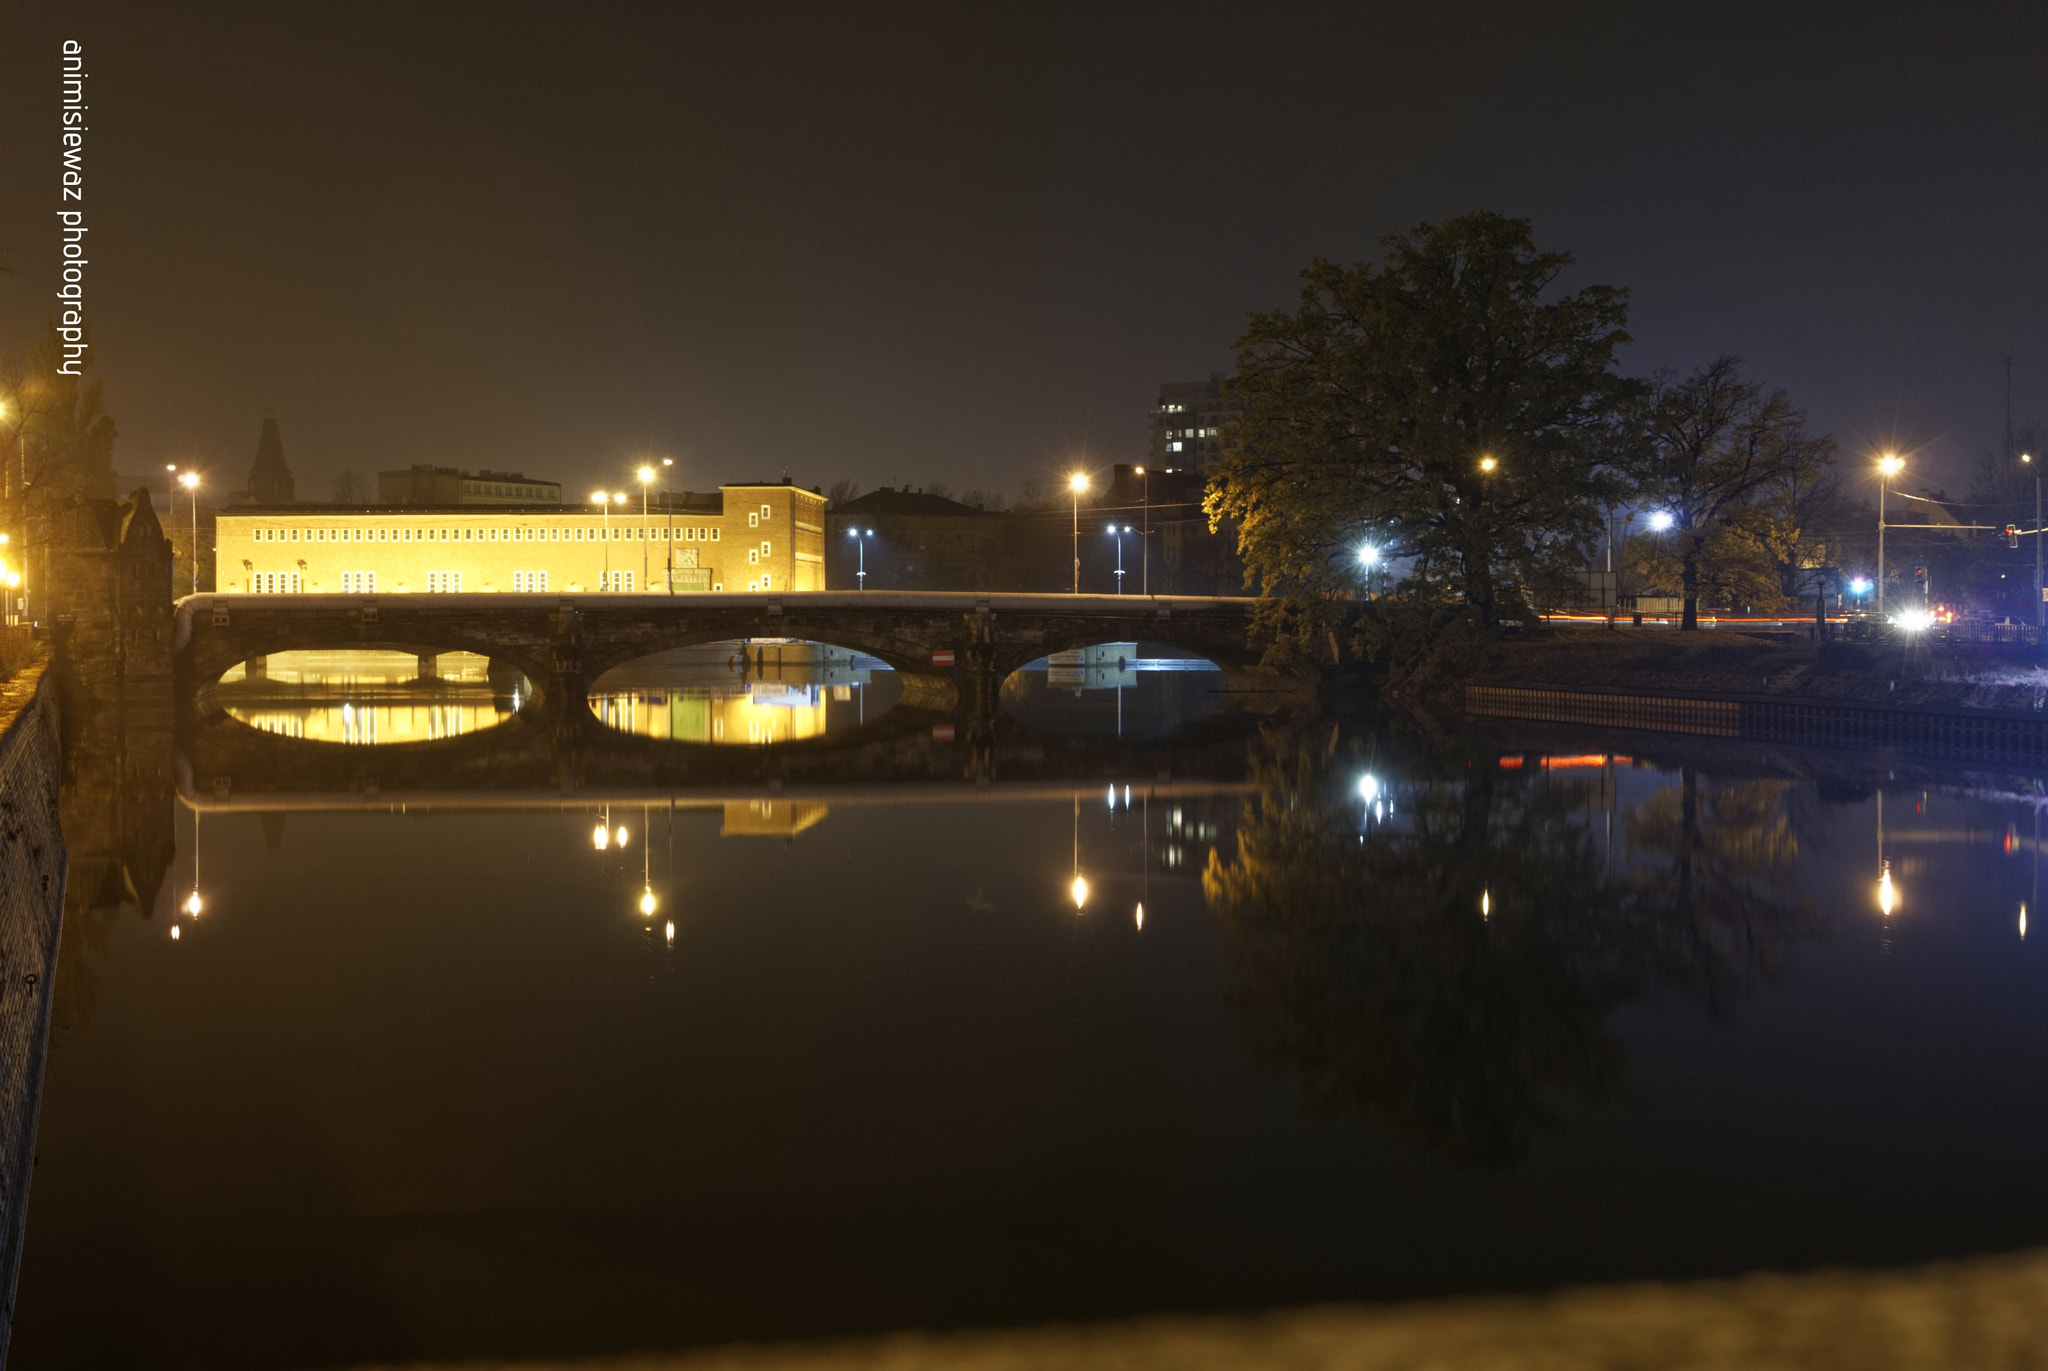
[56,715,176,1028]
[719,800,829,837]
[590,640,886,745]
[215,649,521,743]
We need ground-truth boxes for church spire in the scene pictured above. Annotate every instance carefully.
[248,413,295,503]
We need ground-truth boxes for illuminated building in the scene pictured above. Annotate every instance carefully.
[214,481,827,594]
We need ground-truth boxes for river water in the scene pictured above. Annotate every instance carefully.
[14,646,2048,1367]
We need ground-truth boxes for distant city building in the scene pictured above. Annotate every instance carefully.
[215,481,826,594]
[825,487,1004,590]
[378,466,563,506]
[246,415,295,504]
[1148,374,1240,472]
[823,477,1243,595]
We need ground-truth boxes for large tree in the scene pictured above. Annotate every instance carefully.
[1,320,118,527]
[1627,356,1835,629]
[1206,212,1639,647]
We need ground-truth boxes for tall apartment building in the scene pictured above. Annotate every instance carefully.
[378,466,563,505]
[215,481,826,595]
[1148,374,1240,472]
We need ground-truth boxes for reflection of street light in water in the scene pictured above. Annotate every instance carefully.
[1070,793,1088,913]
[1877,861,1897,916]
[1481,888,1491,920]
[638,803,656,916]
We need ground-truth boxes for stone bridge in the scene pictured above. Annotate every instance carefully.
[172,590,1303,720]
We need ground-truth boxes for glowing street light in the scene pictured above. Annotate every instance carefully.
[2022,452,2041,647]
[1877,861,1898,917]
[185,890,202,916]
[637,466,657,588]
[1070,874,1089,912]
[1105,523,1132,592]
[639,887,658,916]
[1648,510,1675,532]
[1478,456,1497,473]
[1068,472,1090,593]
[593,823,610,850]
[847,526,874,589]
[1877,453,1904,616]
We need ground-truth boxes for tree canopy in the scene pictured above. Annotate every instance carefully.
[1206,212,1640,646]
[1625,356,1835,628]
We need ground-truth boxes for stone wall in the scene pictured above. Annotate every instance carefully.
[0,651,68,1361]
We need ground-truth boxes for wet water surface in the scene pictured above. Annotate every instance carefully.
[17,707,2048,1368]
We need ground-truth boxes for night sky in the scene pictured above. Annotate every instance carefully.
[2,1,2044,501]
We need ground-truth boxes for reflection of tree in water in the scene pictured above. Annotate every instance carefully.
[1624,771,1818,1019]
[1204,744,1816,1166]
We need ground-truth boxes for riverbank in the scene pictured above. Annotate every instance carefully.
[1475,626,2048,712]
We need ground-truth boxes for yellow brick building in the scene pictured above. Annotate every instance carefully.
[215,483,827,595]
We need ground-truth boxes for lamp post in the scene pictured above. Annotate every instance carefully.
[1877,453,1903,618]
[2024,452,2041,647]
[1069,472,1089,594]
[637,466,657,589]
[662,457,674,593]
[1106,523,1131,592]
[180,471,200,595]
[1135,465,1150,595]
[848,526,872,589]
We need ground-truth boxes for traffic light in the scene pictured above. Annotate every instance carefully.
[2008,525,2021,548]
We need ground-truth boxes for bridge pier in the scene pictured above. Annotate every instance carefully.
[416,653,439,681]
[245,654,267,682]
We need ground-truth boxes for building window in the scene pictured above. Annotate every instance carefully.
[761,504,771,520]
[710,528,720,542]
[748,549,759,565]
[761,572,771,590]
[748,513,758,528]
[760,540,771,557]
[1168,441,1183,452]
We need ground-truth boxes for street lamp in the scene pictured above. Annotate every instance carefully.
[1358,543,1379,597]
[1068,472,1089,593]
[1877,453,1904,617]
[661,457,675,593]
[1648,510,1674,532]
[1105,523,1132,592]
[1478,455,1497,473]
[180,471,201,594]
[847,526,873,589]
[1135,465,1150,595]
[2023,452,2040,647]
[637,465,656,589]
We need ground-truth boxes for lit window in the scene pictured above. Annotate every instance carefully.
[760,541,771,557]
[1168,441,1183,452]
[748,513,758,528]
[761,504,771,520]
[711,529,720,542]
[748,549,759,565]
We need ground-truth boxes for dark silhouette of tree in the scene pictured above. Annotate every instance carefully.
[1205,212,1639,654]
[1626,357,1835,629]
[329,468,367,503]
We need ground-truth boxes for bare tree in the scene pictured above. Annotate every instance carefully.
[825,479,861,508]
[330,468,368,504]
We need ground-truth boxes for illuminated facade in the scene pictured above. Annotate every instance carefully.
[214,482,827,594]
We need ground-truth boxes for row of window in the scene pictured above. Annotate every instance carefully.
[254,570,670,593]
[245,525,726,544]
[461,482,554,499]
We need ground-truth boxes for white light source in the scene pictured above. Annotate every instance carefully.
[593,824,609,850]
[639,887,657,916]
[1071,875,1089,911]
[1892,609,1934,632]
[1357,774,1380,803]
[1648,511,1675,532]
[1850,577,1872,594]
[1358,545,1379,566]
[185,891,202,916]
